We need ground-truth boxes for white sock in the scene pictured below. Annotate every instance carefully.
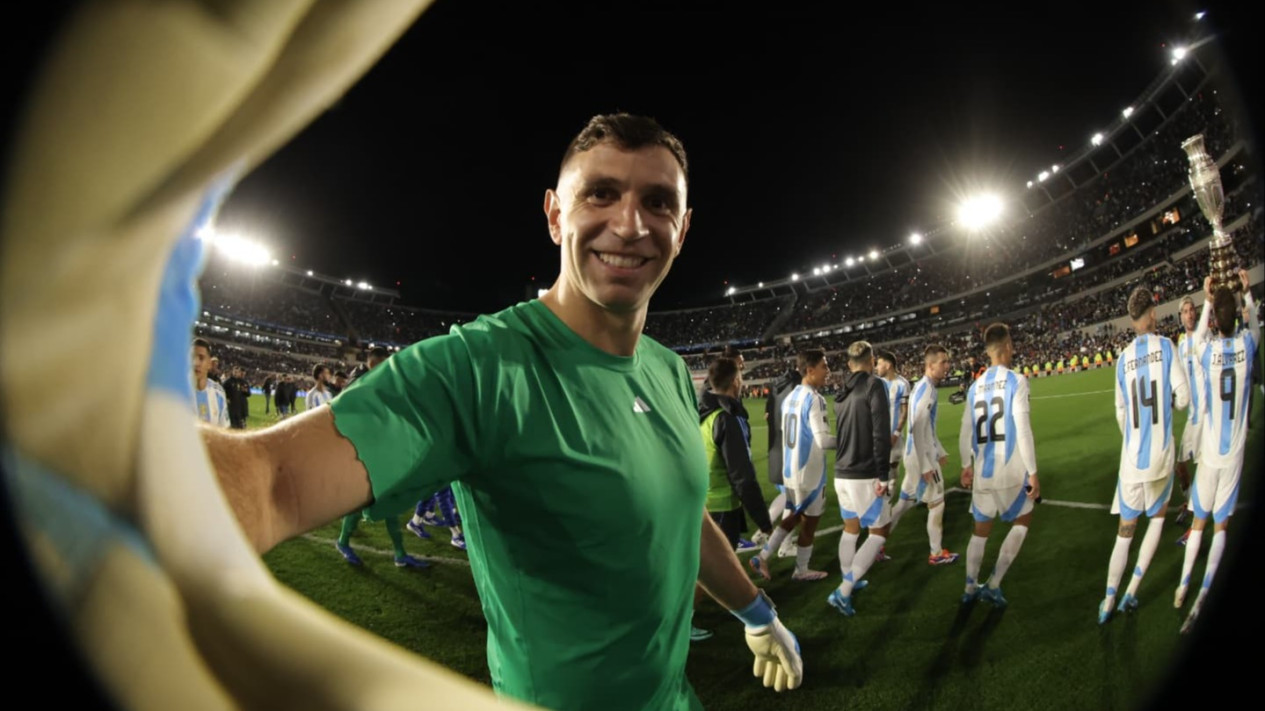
[927,503,945,554]
[795,545,814,574]
[410,514,425,526]
[966,535,987,590]
[762,527,790,561]
[1105,534,1132,602]
[890,498,913,532]
[838,531,859,575]
[1179,528,1204,590]
[1201,530,1227,592]
[769,492,787,522]
[840,534,886,596]
[1124,518,1165,597]
[989,525,1028,588]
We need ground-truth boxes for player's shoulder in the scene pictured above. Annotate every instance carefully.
[207,380,226,395]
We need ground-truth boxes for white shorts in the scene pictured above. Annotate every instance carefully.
[786,477,827,518]
[1178,421,1202,463]
[1110,473,1174,520]
[970,479,1034,523]
[1189,461,1242,525]
[835,478,893,529]
[899,464,945,505]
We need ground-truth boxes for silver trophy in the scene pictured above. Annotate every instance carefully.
[1181,133,1241,294]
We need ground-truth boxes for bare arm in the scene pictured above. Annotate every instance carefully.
[698,510,761,610]
[204,406,373,553]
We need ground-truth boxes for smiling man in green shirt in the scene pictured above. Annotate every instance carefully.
[204,114,803,710]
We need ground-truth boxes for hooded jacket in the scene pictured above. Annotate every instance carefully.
[699,389,774,533]
[832,370,892,481]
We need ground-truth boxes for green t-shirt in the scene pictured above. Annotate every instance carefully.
[330,300,707,711]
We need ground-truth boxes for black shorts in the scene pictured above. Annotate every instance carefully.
[709,509,746,549]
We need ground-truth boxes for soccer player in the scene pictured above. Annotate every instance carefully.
[304,364,333,411]
[870,349,909,563]
[1098,287,1189,624]
[764,359,803,557]
[1174,294,1208,541]
[827,341,893,616]
[750,348,836,582]
[958,323,1039,608]
[192,338,229,428]
[203,114,804,705]
[893,344,959,565]
[1175,272,1258,634]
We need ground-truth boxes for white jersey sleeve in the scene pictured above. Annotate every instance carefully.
[809,392,836,450]
[904,379,936,475]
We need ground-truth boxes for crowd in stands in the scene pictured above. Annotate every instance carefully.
[200,266,342,337]
[644,296,793,351]
[333,297,474,346]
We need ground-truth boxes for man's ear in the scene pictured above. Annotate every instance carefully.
[544,189,563,246]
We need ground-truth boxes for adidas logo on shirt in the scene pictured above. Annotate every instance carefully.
[633,396,652,413]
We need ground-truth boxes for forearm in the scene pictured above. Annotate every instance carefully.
[203,426,285,552]
[698,513,760,610]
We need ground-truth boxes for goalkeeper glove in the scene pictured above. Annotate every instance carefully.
[730,590,802,691]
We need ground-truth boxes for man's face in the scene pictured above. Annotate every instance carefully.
[1180,300,1197,331]
[335,375,347,388]
[210,357,220,373]
[875,358,892,378]
[930,354,950,380]
[545,142,691,314]
[192,346,210,380]
[807,358,830,388]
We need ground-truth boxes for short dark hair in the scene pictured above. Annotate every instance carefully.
[1212,287,1238,336]
[1127,287,1154,321]
[876,350,898,368]
[984,323,1011,352]
[193,337,212,354]
[847,341,873,365]
[722,344,743,361]
[368,346,390,361]
[313,364,329,380]
[796,348,826,375]
[708,357,741,393]
[334,371,348,380]
[924,344,948,362]
[560,113,688,183]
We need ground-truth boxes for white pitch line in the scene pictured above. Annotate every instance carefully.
[301,532,471,566]
[1029,389,1114,400]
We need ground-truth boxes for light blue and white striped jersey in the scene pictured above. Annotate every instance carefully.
[195,379,229,427]
[1178,329,1209,427]
[1114,333,1189,483]
[958,365,1037,491]
[881,374,911,436]
[306,386,333,411]
[904,377,946,474]
[1195,295,1259,468]
[781,384,835,488]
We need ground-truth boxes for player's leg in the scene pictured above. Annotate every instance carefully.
[1176,465,1221,607]
[924,468,957,564]
[982,483,1033,608]
[753,495,801,579]
[406,497,433,539]
[889,460,924,533]
[791,495,829,581]
[963,514,993,604]
[1182,463,1240,631]
[335,512,362,565]
[385,517,428,568]
[1120,476,1174,609]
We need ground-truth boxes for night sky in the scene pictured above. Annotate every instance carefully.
[9,1,1263,313]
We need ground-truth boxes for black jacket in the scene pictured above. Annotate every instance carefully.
[764,368,801,485]
[832,370,892,481]
[699,390,774,533]
[222,376,251,419]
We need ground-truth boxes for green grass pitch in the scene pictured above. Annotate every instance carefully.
[244,365,1263,710]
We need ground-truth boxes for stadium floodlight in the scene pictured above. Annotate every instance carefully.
[357,281,371,290]
[271,259,279,266]
[845,257,855,267]
[344,279,353,286]
[957,193,1004,230]
[1171,46,1187,65]
[1194,11,1205,20]
[812,267,821,276]
[208,231,271,267]
[822,264,832,273]
[909,233,923,245]
[725,286,736,296]
[791,273,799,281]
[1038,171,1050,182]
[868,249,879,260]
[1091,132,1105,146]
[306,270,314,276]
[1026,180,1034,189]
[758,282,764,288]
[1122,106,1134,118]
[1051,164,1060,174]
